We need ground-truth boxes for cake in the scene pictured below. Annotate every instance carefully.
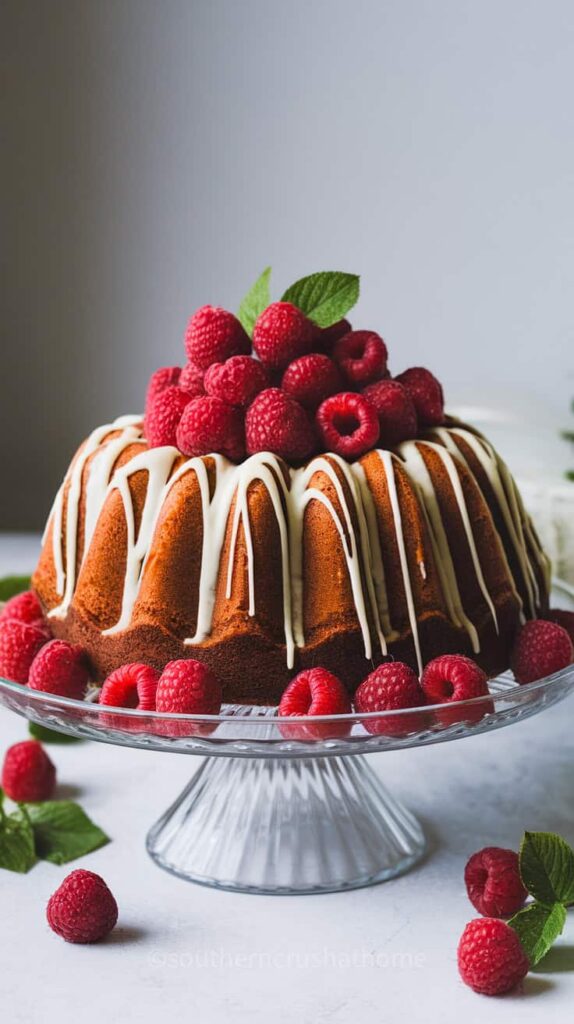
[31,270,551,704]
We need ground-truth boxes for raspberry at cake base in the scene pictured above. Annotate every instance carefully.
[32,270,551,705]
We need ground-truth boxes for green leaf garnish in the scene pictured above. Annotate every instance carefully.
[0,794,36,874]
[509,901,567,966]
[281,271,359,328]
[28,722,81,744]
[238,267,272,336]
[520,831,574,906]
[26,801,110,864]
[0,576,32,601]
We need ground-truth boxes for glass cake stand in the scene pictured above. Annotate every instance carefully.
[0,581,573,896]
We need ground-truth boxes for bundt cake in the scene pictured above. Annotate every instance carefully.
[31,270,551,704]
[32,415,550,704]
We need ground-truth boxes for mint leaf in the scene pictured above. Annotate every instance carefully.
[520,831,574,905]
[27,801,110,864]
[0,799,36,873]
[0,575,32,601]
[281,271,359,328]
[28,722,80,745]
[509,902,567,966]
[238,267,271,336]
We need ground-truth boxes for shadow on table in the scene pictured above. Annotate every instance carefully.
[533,945,574,974]
[106,925,148,947]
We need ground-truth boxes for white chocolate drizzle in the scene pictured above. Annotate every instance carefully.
[44,418,550,668]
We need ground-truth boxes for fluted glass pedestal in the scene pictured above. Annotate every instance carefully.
[146,754,426,894]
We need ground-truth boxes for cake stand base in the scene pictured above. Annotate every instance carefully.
[146,754,426,894]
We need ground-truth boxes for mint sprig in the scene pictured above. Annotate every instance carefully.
[238,266,271,336]
[0,575,32,601]
[0,788,109,874]
[281,271,360,328]
[28,722,80,745]
[509,831,574,965]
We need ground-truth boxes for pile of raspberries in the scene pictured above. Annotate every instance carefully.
[143,302,446,462]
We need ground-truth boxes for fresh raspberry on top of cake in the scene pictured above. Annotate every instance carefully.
[204,356,269,408]
[179,361,206,394]
[252,302,318,369]
[185,305,250,370]
[362,379,417,447]
[144,385,192,449]
[333,330,388,385]
[318,318,351,353]
[316,392,379,459]
[395,366,444,426]
[245,388,316,461]
[510,619,573,684]
[144,366,182,417]
[176,395,245,462]
[281,353,343,410]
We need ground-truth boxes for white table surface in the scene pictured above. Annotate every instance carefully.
[1,534,573,1024]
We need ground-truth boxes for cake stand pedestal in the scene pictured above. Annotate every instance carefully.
[146,754,425,894]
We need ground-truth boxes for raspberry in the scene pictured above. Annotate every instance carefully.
[420,654,492,726]
[155,659,222,735]
[281,353,343,410]
[2,740,56,802]
[47,869,118,944]
[333,330,388,385]
[395,366,445,426]
[465,847,527,918]
[510,619,573,684]
[0,619,47,684]
[362,379,417,447]
[0,590,45,630]
[176,395,245,462]
[278,667,352,740]
[144,366,182,418]
[179,361,205,394]
[316,392,379,459]
[318,318,351,353]
[252,302,318,370]
[245,388,315,462]
[99,662,159,710]
[28,639,90,700]
[354,662,426,735]
[548,608,574,644]
[204,355,269,408]
[185,305,250,370]
[144,385,192,449]
[457,918,530,995]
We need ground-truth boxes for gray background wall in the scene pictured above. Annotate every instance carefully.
[1,0,573,529]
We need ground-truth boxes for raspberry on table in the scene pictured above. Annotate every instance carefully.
[420,654,492,726]
[395,366,445,426]
[252,302,318,370]
[47,869,118,944]
[457,918,530,995]
[245,388,316,462]
[0,618,48,684]
[278,667,352,740]
[204,355,269,408]
[281,353,343,410]
[465,847,527,918]
[1,739,56,802]
[315,392,379,459]
[144,366,182,418]
[185,305,250,370]
[144,385,192,449]
[99,662,159,711]
[362,379,418,447]
[510,619,573,684]
[0,590,47,632]
[318,318,351,353]
[333,330,388,385]
[179,361,205,394]
[176,395,245,462]
[354,662,427,735]
[28,639,90,700]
